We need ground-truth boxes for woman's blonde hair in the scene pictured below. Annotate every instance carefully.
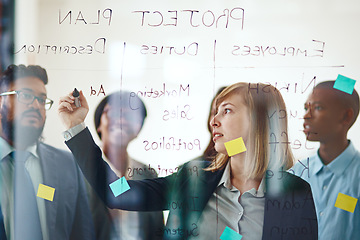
[205,82,294,179]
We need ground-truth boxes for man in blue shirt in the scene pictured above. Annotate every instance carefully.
[291,80,360,239]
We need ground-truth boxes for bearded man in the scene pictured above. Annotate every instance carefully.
[0,64,95,240]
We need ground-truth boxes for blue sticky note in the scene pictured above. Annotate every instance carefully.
[220,226,242,240]
[333,74,356,94]
[109,176,130,197]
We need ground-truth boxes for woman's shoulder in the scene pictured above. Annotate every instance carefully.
[180,159,212,169]
[177,159,225,179]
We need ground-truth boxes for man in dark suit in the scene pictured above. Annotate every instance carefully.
[0,64,95,240]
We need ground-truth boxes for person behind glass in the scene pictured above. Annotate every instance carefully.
[291,80,360,239]
[58,82,318,240]
[92,91,164,240]
[0,64,95,240]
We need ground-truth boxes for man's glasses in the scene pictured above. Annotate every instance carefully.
[0,90,54,110]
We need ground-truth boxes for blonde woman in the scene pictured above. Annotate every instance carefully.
[58,82,317,240]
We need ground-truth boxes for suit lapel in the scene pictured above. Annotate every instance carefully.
[198,168,224,213]
[183,165,225,230]
[37,143,59,239]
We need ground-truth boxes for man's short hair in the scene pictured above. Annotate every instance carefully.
[0,64,48,91]
[315,80,360,128]
[94,91,147,139]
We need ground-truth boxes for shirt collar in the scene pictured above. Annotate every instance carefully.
[218,161,265,197]
[27,144,39,158]
[218,161,231,188]
[0,137,13,160]
[313,140,357,176]
[0,137,39,160]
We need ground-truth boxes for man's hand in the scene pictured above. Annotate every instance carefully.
[58,90,89,129]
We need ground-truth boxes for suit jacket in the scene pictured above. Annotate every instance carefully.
[66,128,318,240]
[0,142,95,240]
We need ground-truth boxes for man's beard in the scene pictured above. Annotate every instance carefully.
[1,108,44,148]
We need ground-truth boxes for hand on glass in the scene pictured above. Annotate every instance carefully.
[58,90,89,129]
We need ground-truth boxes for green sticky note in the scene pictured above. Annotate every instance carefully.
[109,176,130,197]
[220,226,242,240]
[224,137,247,157]
[334,192,358,213]
[333,75,356,94]
[37,184,55,201]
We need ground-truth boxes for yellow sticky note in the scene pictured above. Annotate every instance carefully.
[37,184,55,201]
[224,137,247,157]
[334,192,358,213]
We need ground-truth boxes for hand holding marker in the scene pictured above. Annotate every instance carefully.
[73,88,81,107]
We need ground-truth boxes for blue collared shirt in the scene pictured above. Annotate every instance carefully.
[291,141,360,240]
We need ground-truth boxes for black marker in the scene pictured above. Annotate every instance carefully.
[73,88,81,107]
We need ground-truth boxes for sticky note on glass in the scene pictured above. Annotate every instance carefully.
[224,137,247,156]
[109,176,130,197]
[333,74,356,94]
[220,226,242,240]
[37,184,55,201]
[334,192,358,213]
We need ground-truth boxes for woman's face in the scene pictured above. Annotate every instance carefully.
[210,93,250,155]
[208,100,217,132]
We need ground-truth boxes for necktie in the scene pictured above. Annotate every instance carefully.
[12,151,43,240]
